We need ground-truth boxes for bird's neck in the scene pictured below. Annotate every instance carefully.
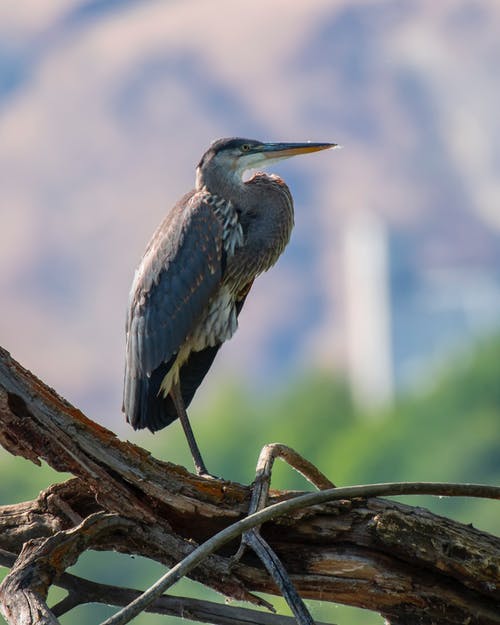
[195,167,245,205]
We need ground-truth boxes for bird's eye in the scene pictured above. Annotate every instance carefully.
[241,144,251,152]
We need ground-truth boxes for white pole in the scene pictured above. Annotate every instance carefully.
[343,213,394,412]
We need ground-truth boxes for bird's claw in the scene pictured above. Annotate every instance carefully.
[199,472,221,480]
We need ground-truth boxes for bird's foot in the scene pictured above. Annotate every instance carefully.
[196,469,221,480]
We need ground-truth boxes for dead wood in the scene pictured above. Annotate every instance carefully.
[1,345,499,625]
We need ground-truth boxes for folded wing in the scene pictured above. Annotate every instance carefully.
[123,192,224,431]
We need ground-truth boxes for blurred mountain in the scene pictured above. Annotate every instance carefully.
[1,0,499,425]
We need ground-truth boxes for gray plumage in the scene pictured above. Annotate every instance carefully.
[123,137,335,474]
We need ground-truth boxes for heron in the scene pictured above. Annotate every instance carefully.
[123,137,336,475]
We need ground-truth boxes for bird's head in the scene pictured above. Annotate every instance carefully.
[195,137,337,193]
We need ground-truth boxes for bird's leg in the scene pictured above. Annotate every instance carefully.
[231,444,334,624]
[170,380,209,476]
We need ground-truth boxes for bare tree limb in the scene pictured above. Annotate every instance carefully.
[1,345,500,625]
[100,480,500,625]
[229,443,336,625]
[238,530,315,625]
[1,546,329,625]
[0,513,130,625]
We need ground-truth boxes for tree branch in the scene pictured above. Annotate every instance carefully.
[1,542,328,625]
[1,345,500,625]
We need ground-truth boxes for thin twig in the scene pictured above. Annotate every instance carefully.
[243,530,314,625]
[51,571,334,625]
[100,480,500,625]
[249,443,335,524]
[232,443,334,625]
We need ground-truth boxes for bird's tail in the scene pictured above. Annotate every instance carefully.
[123,346,221,433]
[123,359,177,432]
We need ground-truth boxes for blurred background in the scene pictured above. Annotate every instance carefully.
[1,1,500,624]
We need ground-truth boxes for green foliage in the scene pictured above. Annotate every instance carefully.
[0,458,70,506]
[1,334,499,625]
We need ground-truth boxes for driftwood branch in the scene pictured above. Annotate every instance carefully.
[1,345,500,624]
[1,521,324,625]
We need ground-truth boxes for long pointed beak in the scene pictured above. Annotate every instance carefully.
[259,141,338,159]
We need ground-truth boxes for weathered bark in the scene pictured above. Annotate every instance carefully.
[1,345,499,624]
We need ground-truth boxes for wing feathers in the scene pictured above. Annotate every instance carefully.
[123,193,224,429]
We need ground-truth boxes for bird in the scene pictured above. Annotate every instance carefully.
[123,137,336,475]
